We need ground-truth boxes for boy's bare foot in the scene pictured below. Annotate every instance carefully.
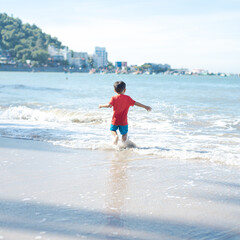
[113,135,119,145]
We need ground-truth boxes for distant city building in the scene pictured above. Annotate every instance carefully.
[115,62,122,68]
[72,52,88,59]
[48,45,59,56]
[48,45,88,68]
[122,62,127,67]
[61,47,71,62]
[48,45,65,62]
[68,52,88,68]
[115,61,127,68]
[93,47,108,68]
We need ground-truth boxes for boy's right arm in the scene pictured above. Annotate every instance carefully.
[134,102,152,111]
[99,103,112,108]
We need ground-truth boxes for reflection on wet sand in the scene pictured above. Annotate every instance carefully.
[105,151,130,230]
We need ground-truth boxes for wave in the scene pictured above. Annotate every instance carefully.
[0,106,109,125]
[1,104,240,132]
[0,104,240,167]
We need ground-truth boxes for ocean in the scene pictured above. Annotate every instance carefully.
[0,72,239,166]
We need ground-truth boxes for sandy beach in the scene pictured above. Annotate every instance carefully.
[0,137,239,240]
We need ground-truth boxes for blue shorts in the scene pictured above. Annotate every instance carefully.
[110,124,128,135]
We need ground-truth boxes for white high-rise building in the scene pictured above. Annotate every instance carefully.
[48,45,88,68]
[61,47,71,62]
[93,47,108,68]
[48,45,66,61]
[68,52,88,68]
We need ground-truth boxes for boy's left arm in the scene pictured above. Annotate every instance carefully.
[134,102,152,111]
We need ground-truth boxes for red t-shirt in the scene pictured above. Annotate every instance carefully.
[109,94,135,126]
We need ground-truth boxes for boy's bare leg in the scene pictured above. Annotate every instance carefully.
[122,133,127,142]
[111,131,119,145]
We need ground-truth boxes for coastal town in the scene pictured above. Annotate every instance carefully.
[1,45,238,77]
[0,13,239,77]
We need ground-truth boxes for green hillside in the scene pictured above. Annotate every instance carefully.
[0,13,63,65]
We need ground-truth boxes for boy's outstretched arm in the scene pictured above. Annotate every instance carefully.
[99,103,112,108]
[134,102,152,111]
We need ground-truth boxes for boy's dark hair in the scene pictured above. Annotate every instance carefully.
[114,81,126,94]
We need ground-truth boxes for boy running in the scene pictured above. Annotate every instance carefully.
[99,81,151,145]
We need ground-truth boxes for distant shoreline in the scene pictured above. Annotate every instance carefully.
[0,64,83,73]
[1,64,239,77]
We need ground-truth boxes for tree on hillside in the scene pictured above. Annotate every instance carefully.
[32,49,49,63]
[0,13,63,65]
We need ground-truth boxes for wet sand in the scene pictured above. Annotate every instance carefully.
[0,137,240,240]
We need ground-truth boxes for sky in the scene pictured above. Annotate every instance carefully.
[1,0,240,73]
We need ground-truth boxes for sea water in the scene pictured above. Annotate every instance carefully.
[0,72,239,166]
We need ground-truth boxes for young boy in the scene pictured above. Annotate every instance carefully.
[99,81,151,145]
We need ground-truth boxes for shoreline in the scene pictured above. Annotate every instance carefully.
[0,136,240,239]
[0,64,85,73]
[1,65,239,76]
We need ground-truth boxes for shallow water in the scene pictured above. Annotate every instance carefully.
[0,72,239,166]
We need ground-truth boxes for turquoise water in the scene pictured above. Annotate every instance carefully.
[0,72,239,166]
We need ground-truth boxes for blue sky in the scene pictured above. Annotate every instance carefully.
[1,0,240,72]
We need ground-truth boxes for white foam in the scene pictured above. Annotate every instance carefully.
[1,103,240,167]
[0,106,110,125]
